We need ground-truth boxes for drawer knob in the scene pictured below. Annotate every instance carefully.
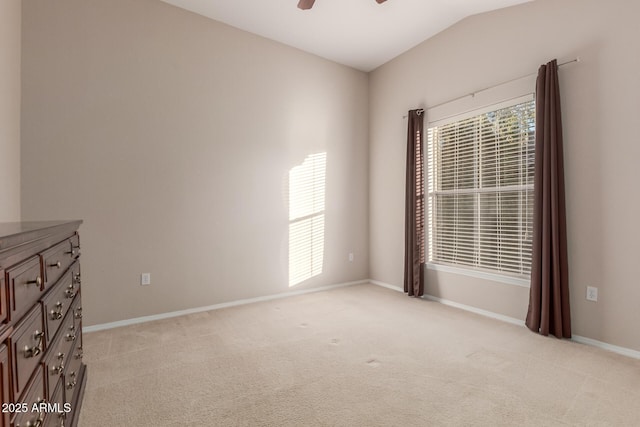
[50,302,64,320]
[51,359,65,375]
[75,348,83,360]
[74,307,82,319]
[73,273,81,285]
[50,261,62,269]
[65,285,76,299]
[66,371,77,389]
[67,248,78,256]
[27,276,42,287]
[66,324,76,340]
[57,411,67,427]
[26,409,45,427]
[24,331,45,358]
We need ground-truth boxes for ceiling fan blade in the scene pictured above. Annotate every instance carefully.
[298,0,315,10]
[376,0,387,3]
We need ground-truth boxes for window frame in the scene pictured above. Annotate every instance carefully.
[425,94,535,287]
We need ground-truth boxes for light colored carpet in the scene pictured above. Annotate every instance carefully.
[78,284,640,426]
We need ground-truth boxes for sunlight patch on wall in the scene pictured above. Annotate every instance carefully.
[288,152,327,287]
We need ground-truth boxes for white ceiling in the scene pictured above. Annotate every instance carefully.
[160,0,531,72]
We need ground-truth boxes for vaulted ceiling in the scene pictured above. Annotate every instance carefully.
[160,0,531,72]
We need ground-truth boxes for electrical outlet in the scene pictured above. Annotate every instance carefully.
[348,252,354,262]
[141,273,151,286]
[586,286,598,302]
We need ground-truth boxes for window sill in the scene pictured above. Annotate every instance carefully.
[426,263,530,288]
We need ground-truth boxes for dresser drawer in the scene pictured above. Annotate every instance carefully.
[0,340,10,427]
[6,256,43,324]
[63,332,83,409]
[70,295,82,336]
[41,265,77,347]
[69,235,80,259]
[67,263,81,302]
[44,379,67,427]
[0,273,6,325]
[43,312,74,402]
[72,302,82,332]
[9,306,45,398]
[10,365,46,427]
[70,298,83,382]
[42,241,74,290]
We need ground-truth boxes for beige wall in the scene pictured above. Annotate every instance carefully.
[369,0,640,351]
[21,0,369,326]
[0,0,21,221]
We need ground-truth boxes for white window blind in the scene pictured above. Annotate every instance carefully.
[427,98,535,278]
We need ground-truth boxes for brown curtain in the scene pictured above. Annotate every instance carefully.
[525,59,571,338]
[404,109,425,297]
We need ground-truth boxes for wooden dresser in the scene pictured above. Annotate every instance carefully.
[0,221,86,427]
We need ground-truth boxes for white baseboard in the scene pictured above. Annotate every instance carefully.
[421,294,526,327]
[369,280,640,359]
[572,335,640,360]
[369,280,403,293]
[84,279,368,333]
[370,279,524,325]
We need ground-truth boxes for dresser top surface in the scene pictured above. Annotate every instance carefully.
[0,220,82,252]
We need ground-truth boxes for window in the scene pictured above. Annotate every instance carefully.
[427,97,535,279]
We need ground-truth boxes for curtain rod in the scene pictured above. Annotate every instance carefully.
[403,58,580,118]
